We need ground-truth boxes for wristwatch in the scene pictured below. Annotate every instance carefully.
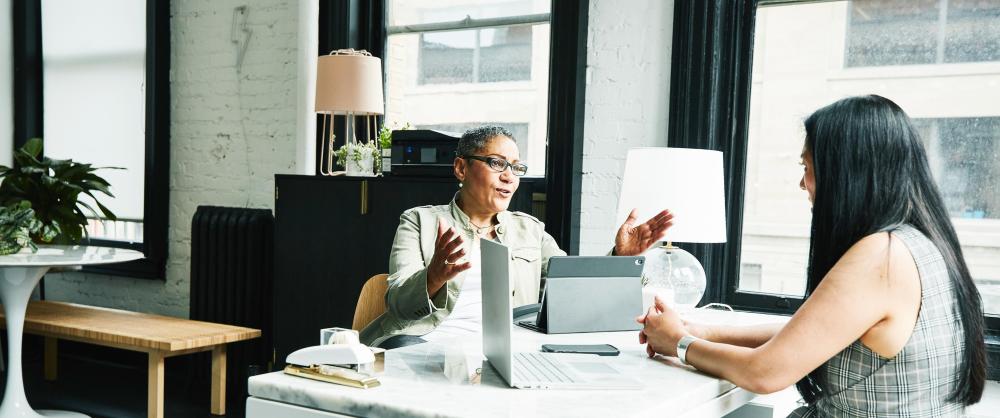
[677,335,702,366]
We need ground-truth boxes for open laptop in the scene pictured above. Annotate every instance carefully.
[517,256,644,334]
[480,238,641,389]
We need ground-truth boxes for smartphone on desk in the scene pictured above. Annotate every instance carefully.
[540,344,619,356]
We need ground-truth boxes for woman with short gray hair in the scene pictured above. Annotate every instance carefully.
[360,125,674,349]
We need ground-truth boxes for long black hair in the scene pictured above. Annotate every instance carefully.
[794,95,986,405]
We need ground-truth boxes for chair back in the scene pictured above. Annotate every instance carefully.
[353,273,389,331]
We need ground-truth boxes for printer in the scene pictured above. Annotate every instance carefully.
[390,129,460,177]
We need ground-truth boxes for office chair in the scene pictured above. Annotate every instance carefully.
[352,274,389,331]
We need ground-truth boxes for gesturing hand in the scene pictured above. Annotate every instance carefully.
[614,208,674,256]
[637,296,688,358]
[426,217,472,297]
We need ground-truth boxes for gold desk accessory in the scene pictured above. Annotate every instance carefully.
[284,364,381,389]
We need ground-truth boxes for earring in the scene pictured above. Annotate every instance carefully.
[459,182,464,188]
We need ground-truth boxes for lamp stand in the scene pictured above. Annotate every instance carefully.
[317,112,363,176]
[319,113,336,175]
[641,241,707,312]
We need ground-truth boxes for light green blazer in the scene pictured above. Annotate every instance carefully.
[359,195,566,347]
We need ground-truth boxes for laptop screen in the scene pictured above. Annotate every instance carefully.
[480,238,515,386]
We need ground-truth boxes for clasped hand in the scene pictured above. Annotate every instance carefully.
[637,296,691,358]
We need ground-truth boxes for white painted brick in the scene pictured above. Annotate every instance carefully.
[580,0,674,256]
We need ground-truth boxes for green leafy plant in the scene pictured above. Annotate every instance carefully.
[378,122,410,150]
[374,122,410,172]
[333,123,412,173]
[334,141,379,172]
[0,138,120,245]
[0,201,59,255]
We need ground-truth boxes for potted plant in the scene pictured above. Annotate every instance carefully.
[376,122,410,174]
[0,138,119,246]
[0,201,59,255]
[335,141,379,177]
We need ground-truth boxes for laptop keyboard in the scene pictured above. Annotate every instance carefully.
[512,352,578,384]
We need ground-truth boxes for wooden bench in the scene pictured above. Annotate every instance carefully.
[1,301,261,418]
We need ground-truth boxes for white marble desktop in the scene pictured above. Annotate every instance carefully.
[249,310,787,418]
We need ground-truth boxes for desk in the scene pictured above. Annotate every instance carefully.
[0,245,144,418]
[247,310,786,418]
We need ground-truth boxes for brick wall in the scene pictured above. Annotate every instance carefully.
[579,0,674,255]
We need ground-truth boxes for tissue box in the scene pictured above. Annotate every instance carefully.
[320,327,358,345]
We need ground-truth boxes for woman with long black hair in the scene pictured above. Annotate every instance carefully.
[638,95,986,416]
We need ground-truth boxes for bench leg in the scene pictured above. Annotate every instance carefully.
[211,345,227,415]
[44,337,57,381]
[148,351,164,418]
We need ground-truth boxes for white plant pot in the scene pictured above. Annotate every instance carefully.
[381,149,392,174]
[346,152,375,177]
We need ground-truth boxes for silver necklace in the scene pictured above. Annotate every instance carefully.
[469,220,495,236]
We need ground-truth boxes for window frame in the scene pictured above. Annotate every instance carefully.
[387,10,551,174]
[670,0,999,378]
[405,15,546,86]
[318,0,587,252]
[12,0,170,279]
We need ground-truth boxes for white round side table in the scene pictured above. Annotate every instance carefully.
[0,245,144,418]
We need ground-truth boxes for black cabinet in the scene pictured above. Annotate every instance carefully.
[273,175,540,364]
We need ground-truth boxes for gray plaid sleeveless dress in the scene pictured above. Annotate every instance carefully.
[789,225,966,417]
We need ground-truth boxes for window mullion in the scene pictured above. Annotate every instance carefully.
[473,29,481,83]
[936,0,948,64]
[387,13,550,35]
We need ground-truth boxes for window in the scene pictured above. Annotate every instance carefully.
[319,0,585,253]
[13,0,169,278]
[419,27,533,84]
[42,0,146,243]
[916,117,1000,314]
[846,0,1000,67]
[739,1,1000,313]
[385,0,551,176]
[913,117,1000,219]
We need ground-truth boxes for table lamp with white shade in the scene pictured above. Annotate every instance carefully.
[315,49,385,176]
[616,147,727,311]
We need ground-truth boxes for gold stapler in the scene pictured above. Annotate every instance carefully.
[284,329,382,389]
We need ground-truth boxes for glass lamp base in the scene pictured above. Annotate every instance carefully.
[641,244,707,311]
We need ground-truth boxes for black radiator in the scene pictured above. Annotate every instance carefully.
[189,205,274,413]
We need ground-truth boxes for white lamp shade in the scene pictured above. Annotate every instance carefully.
[616,147,727,243]
[315,53,384,115]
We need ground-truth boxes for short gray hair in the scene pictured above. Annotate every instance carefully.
[456,126,514,157]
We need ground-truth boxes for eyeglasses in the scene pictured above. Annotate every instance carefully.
[462,155,528,177]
